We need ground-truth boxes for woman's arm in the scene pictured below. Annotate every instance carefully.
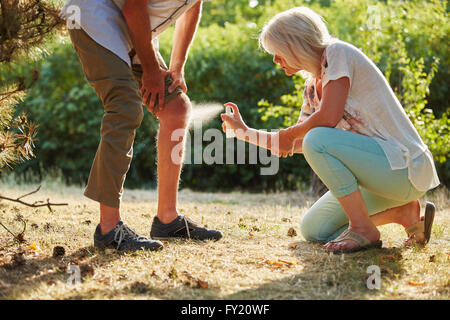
[220,103,275,150]
[238,127,276,150]
[292,139,303,154]
[276,76,350,156]
[292,76,350,138]
[219,77,348,157]
[220,103,302,155]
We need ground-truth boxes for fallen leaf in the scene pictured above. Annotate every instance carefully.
[278,259,298,266]
[289,243,298,249]
[265,259,298,267]
[79,262,94,277]
[105,248,116,255]
[385,291,398,297]
[409,280,425,286]
[380,266,393,275]
[16,232,26,243]
[96,276,111,285]
[287,227,297,237]
[28,243,41,252]
[380,254,395,264]
[265,260,284,267]
[387,237,393,248]
[197,280,209,289]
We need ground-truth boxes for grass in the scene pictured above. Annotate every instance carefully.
[0,181,449,300]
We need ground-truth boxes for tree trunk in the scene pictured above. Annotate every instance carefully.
[309,171,328,197]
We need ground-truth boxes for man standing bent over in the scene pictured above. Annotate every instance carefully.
[60,0,223,251]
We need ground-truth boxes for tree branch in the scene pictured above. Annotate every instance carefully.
[0,185,68,212]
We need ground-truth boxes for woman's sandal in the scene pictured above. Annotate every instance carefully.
[327,229,383,254]
[405,201,436,245]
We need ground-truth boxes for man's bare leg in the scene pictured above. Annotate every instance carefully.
[155,94,191,224]
[99,204,121,235]
[149,93,222,241]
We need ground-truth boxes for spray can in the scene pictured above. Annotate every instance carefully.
[225,106,236,138]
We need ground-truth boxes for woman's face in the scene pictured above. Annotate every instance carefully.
[273,54,300,76]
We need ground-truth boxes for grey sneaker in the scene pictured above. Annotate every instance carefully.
[94,221,163,251]
[150,215,223,241]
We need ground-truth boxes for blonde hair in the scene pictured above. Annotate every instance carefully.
[259,7,334,77]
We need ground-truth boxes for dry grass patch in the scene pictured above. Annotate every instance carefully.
[0,182,449,300]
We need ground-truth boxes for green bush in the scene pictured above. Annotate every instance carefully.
[12,21,310,191]
[258,0,449,187]
[5,0,449,190]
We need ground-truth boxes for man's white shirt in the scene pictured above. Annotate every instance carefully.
[60,0,198,66]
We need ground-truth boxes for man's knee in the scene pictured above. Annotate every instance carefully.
[103,103,144,133]
[99,82,144,131]
[159,93,191,130]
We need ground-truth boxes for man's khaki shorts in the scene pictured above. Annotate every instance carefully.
[130,60,183,112]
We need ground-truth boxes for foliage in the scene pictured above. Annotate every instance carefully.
[4,0,449,189]
[0,0,63,171]
[0,0,62,63]
[258,0,449,186]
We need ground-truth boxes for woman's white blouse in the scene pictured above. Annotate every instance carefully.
[305,39,440,192]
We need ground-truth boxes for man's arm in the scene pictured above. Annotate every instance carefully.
[122,0,169,112]
[168,0,203,93]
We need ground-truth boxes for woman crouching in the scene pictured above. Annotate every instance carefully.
[220,7,440,254]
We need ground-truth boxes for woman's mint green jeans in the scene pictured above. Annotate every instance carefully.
[300,127,425,242]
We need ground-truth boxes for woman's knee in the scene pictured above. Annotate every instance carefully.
[300,211,322,242]
[300,191,347,242]
[302,127,334,155]
[300,214,342,243]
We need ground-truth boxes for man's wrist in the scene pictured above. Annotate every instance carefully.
[169,62,185,73]
[141,59,161,74]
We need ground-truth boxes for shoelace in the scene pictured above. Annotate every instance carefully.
[183,216,191,240]
[113,223,141,250]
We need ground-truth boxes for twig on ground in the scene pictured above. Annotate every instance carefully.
[0,185,68,212]
[0,216,26,244]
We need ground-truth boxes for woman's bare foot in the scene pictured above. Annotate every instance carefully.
[323,224,380,252]
[398,200,425,244]
[369,200,425,245]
